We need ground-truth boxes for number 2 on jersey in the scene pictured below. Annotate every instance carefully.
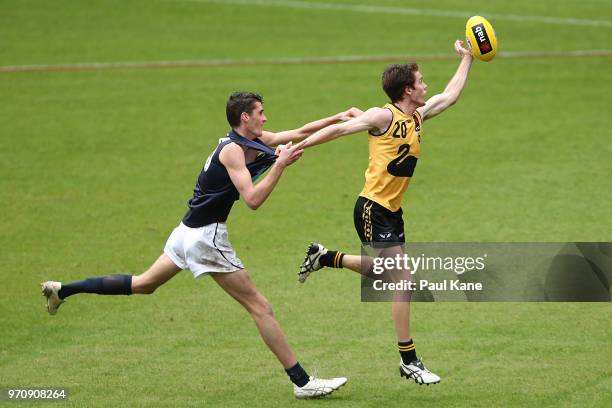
[387,143,417,177]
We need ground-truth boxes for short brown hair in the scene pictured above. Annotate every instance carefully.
[226,92,263,127]
[382,63,419,103]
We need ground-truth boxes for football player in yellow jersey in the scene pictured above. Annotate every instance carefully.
[296,40,474,385]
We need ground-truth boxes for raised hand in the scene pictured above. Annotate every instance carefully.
[454,40,472,59]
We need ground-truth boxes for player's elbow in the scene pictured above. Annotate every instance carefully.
[447,89,463,106]
[239,188,261,210]
[435,98,457,115]
[243,195,262,210]
[246,201,261,210]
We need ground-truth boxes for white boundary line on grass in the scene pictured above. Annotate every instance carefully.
[2,49,611,73]
[1,49,611,73]
[178,0,612,28]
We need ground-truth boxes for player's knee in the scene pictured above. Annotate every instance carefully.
[140,284,157,295]
[132,275,158,295]
[251,297,275,319]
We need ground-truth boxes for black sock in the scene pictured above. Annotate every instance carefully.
[319,250,345,268]
[399,340,417,364]
[285,362,310,387]
[58,274,133,299]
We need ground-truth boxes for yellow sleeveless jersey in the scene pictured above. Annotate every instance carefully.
[359,103,423,212]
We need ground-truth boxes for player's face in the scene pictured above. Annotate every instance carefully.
[245,102,267,137]
[410,71,428,107]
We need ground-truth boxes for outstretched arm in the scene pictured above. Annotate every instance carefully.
[417,40,474,121]
[260,107,362,147]
[296,107,392,149]
[220,142,303,210]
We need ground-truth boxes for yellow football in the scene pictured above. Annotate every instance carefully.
[465,16,498,62]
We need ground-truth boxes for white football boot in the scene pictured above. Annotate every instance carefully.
[298,242,328,283]
[399,359,440,385]
[293,376,348,399]
[41,281,64,315]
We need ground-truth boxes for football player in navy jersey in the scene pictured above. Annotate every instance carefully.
[42,92,361,399]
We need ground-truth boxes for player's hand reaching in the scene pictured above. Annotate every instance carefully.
[454,40,472,59]
[339,107,364,122]
[275,141,304,168]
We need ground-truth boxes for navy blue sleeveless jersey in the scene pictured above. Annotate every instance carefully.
[181,130,277,227]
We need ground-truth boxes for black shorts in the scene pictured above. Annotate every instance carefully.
[353,196,405,245]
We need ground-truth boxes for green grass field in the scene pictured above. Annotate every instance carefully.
[1,0,611,406]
